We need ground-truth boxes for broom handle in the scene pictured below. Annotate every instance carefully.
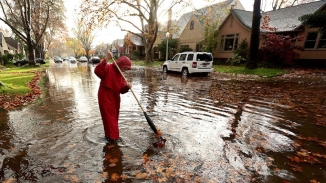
[111,57,146,113]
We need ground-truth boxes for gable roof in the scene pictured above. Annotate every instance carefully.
[172,0,244,38]
[129,34,144,46]
[4,37,19,49]
[228,0,326,32]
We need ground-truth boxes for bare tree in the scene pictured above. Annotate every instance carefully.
[75,22,95,59]
[0,0,65,65]
[80,0,194,62]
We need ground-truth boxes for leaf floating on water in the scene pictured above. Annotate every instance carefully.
[142,154,150,163]
[109,163,116,167]
[135,171,148,179]
[110,173,120,181]
[110,158,119,163]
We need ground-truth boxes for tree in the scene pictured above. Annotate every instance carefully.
[0,0,65,65]
[158,39,178,60]
[261,34,303,67]
[198,2,230,53]
[246,0,262,69]
[66,38,83,58]
[75,22,95,59]
[299,10,326,35]
[80,0,193,62]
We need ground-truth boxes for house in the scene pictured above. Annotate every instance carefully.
[177,0,244,52]
[215,1,326,66]
[4,37,23,55]
[152,0,244,60]
[0,32,9,56]
[123,33,145,60]
[111,39,124,58]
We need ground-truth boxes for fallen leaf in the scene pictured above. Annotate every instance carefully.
[110,173,120,181]
[110,158,119,163]
[109,163,116,167]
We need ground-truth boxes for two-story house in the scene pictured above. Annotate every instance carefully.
[152,0,244,60]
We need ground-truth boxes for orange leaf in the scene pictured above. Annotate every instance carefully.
[110,173,120,181]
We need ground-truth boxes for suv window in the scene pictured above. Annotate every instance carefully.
[187,54,194,61]
[196,54,212,61]
[172,54,180,61]
[179,54,187,61]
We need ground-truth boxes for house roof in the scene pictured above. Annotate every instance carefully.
[4,37,19,49]
[172,0,244,38]
[129,34,144,46]
[230,0,326,32]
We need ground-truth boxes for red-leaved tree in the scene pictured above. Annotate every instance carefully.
[261,34,304,67]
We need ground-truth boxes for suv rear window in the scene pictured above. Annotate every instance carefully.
[196,54,212,61]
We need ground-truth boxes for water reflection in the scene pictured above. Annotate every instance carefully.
[0,63,325,182]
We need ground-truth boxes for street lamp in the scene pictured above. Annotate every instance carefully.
[166,32,170,61]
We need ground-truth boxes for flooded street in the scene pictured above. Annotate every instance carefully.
[1,61,326,182]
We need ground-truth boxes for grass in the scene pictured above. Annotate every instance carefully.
[132,60,288,77]
[133,60,164,67]
[213,65,288,77]
[0,61,49,96]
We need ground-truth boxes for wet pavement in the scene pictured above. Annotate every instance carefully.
[0,61,326,182]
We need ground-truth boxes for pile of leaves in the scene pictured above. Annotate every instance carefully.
[0,72,44,110]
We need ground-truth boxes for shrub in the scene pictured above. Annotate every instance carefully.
[234,39,249,61]
[179,46,193,53]
[226,53,246,66]
[0,53,14,66]
[133,50,140,59]
[261,33,303,67]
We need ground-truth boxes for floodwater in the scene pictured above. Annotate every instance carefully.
[0,61,325,183]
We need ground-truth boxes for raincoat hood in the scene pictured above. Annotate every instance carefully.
[116,56,131,70]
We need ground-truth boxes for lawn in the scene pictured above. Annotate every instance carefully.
[0,62,49,96]
[132,60,288,77]
[213,65,288,77]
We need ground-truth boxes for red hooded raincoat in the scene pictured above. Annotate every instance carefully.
[94,56,131,140]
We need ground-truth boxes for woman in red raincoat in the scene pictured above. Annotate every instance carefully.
[94,51,132,142]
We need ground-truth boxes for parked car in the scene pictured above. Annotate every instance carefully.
[88,56,101,64]
[54,56,63,63]
[13,57,46,66]
[63,57,69,61]
[36,58,46,64]
[162,51,214,76]
[79,56,88,62]
[13,58,28,66]
[69,57,77,63]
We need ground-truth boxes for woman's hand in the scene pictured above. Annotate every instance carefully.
[126,82,132,89]
[105,51,113,60]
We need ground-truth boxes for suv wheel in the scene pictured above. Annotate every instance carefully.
[17,63,21,67]
[182,68,188,76]
[163,66,168,73]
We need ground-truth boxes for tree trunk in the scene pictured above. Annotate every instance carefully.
[27,34,35,66]
[246,0,261,69]
[145,45,153,62]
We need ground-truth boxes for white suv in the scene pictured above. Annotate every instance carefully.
[162,52,214,76]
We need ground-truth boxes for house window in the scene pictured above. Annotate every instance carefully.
[318,33,326,48]
[220,34,239,51]
[304,32,326,49]
[190,21,194,30]
[126,46,130,54]
[304,32,318,49]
